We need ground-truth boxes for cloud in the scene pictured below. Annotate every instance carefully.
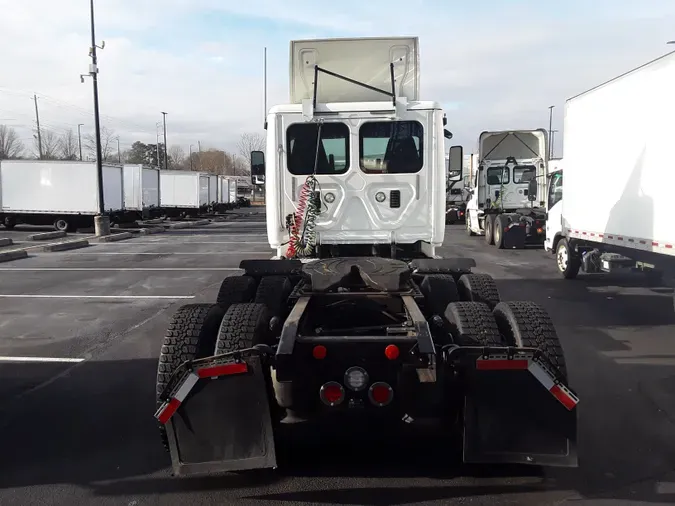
[0,0,674,157]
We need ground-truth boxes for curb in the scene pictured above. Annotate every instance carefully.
[96,232,133,243]
[0,250,28,263]
[42,239,90,252]
[27,231,67,241]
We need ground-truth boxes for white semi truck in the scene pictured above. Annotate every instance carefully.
[465,130,549,248]
[0,160,125,231]
[154,36,578,476]
[545,50,675,308]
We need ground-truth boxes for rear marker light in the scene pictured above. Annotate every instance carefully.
[384,344,400,360]
[344,366,369,391]
[320,382,345,406]
[369,382,393,407]
[312,345,327,360]
[197,362,248,378]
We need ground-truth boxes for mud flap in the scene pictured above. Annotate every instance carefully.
[462,362,578,467]
[164,356,277,476]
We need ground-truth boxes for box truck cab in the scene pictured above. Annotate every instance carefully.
[465,130,549,249]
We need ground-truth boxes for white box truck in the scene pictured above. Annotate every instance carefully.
[0,160,124,231]
[208,174,218,207]
[123,164,161,220]
[159,170,210,217]
[465,129,549,249]
[545,50,675,309]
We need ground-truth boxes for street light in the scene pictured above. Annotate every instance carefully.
[77,123,84,161]
[161,112,168,169]
[548,105,554,159]
[189,144,194,170]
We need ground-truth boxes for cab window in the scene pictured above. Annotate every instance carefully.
[359,121,423,174]
[486,167,509,185]
[548,172,563,209]
[513,165,536,184]
[286,122,349,175]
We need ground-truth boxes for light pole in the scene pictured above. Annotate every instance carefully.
[77,123,84,160]
[161,112,168,169]
[117,136,121,163]
[80,0,109,235]
[551,129,558,158]
[189,144,194,170]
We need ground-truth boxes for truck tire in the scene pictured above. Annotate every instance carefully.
[254,276,292,317]
[216,275,257,310]
[215,302,273,354]
[493,215,505,249]
[493,301,568,379]
[457,273,501,309]
[54,218,74,232]
[556,238,580,279]
[466,214,476,236]
[419,274,460,317]
[444,301,503,346]
[484,215,495,245]
[3,217,16,230]
[156,303,226,451]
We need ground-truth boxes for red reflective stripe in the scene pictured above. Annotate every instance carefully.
[197,362,248,378]
[476,359,529,370]
[157,397,181,424]
[666,244,673,249]
[550,384,578,411]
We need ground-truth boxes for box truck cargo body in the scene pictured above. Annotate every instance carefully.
[159,171,211,217]
[0,160,125,231]
[123,164,161,219]
[546,51,675,308]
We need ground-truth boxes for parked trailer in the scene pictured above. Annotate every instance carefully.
[123,164,161,220]
[0,160,124,232]
[154,36,578,477]
[465,129,549,249]
[546,50,675,309]
[159,170,210,217]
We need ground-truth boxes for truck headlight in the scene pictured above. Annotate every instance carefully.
[375,192,386,203]
[324,192,336,203]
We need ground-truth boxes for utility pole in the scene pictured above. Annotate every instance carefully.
[264,46,267,126]
[161,112,168,169]
[77,123,84,160]
[548,105,554,159]
[79,0,107,233]
[551,130,558,158]
[189,144,194,170]
[117,137,121,163]
[33,94,43,159]
[198,140,202,170]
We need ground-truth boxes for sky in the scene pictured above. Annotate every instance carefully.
[0,0,674,158]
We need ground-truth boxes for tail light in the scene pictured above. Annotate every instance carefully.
[369,382,394,407]
[384,344,400,360]
[344,367,369,391]
[312,345,327,359]
[320,382,345,406]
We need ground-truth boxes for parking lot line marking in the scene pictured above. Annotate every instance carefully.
[96,241,269,245]
[60,252,269,255]
[0,267,242,271]
[0,356,85,363]
[0,294,196,299]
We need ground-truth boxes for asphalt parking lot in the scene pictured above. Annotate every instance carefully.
[1,210,674,506]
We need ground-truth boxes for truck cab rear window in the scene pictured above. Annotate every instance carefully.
[513,165,536,184]
[286,122,349,175]
[486,167,509,185]
[359,121,423,174]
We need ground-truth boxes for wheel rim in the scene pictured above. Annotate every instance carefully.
[494,224,501,244]
[557,244,568,272]
[56,220,67,231]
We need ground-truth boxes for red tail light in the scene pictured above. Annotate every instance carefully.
[369,382,393,407]
[384,344,399,360]
[320,382,345,406]
[312,345,327,360]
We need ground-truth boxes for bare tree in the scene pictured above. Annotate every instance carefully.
[236,132,265,170]
[34,129,60,160]
[58,129,79,160]
[232,155,250,177]
[84,126,117,161]
[168,145,186,170]
[0,125,24,159]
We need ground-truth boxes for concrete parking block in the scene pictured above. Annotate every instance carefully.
[95,232,134,243]
[27,231,67,241]
[0,250,28,262]
[139,227,166,235]
[0,238,13,247]
[42,239,90,252]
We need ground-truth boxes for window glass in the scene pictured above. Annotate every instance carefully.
[513,165,536,184]
[286,122,349,175]
[359,121,423,174]
[486,166,509,185]
[548,172,563,209]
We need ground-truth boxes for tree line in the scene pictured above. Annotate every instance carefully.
[0,124,264,176]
